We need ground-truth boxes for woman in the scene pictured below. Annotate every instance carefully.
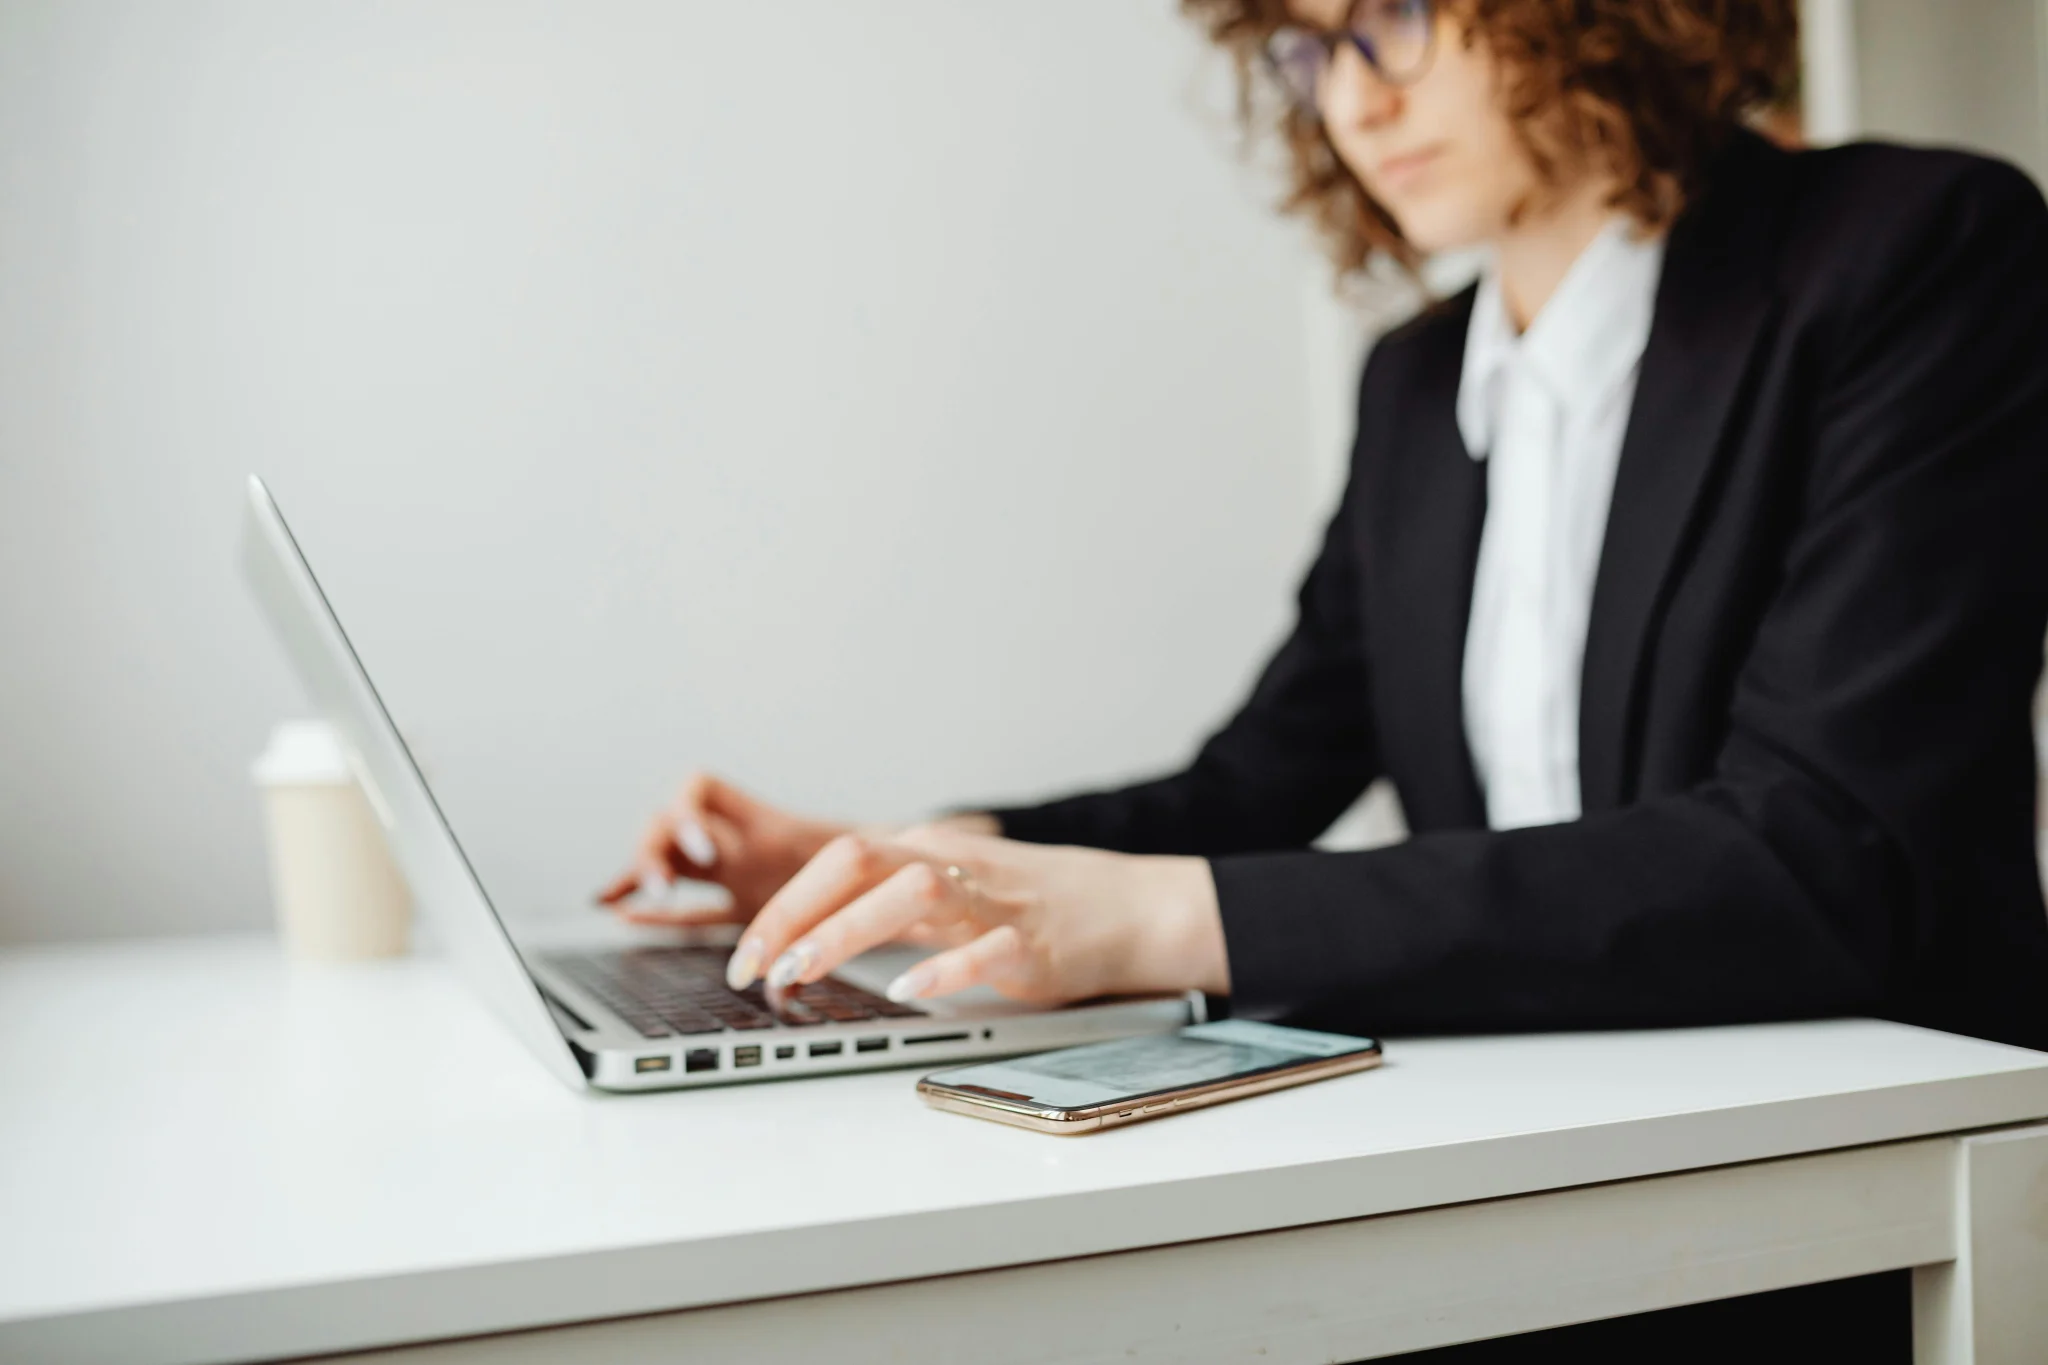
[602,0,2048,1357]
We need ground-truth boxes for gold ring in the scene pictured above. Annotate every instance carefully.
[943,863,978,899]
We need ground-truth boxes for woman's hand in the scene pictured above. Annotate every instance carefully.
[725,825,1231,1006]
[594,773,848,926]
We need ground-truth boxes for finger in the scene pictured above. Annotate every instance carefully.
[689,770,776,828]
[597,865,687,912]
[675,772,779,867]
[764,861,965,990]
[885,924,1027,1003]
[595,869,641,905]
[618,899,746,927]
[887,822,952,855]
[676,808,745,876]
[675,817,717,868]
[897,920,977,949]
[597,812,689,906]
[671,772,726,869]
[599,773,750,907]
[635,810,689,884]
[627,857,681,909]
[726,834,903,990]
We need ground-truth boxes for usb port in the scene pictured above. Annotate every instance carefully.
[775,1044,797,1060]
[855,1037,889,1053]
[808,1041,843,1057]
[684,1048,719,1073]
[634,1055,673,1074]
[733,1045,763,1068]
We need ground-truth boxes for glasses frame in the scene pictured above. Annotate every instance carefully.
[1264,0,1438,111]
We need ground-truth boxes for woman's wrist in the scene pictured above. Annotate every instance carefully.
[936,811,1001,837]
[848,811,1000,847]
[1131,855,1231,997]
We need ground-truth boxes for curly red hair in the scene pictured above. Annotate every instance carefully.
[1183,0,1800,273]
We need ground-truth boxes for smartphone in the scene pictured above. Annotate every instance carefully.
[916,1019,1382,1135]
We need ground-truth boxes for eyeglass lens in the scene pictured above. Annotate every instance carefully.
[1266,0,1434,105]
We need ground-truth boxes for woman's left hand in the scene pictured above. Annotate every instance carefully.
[723,826,1231,1006]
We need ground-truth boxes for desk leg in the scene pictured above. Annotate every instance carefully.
[1913,1124,2048,1365]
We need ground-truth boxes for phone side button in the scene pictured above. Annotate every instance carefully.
[1142,1101,1172,1114]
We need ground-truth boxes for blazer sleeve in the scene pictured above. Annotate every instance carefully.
[1215,158,2048,1037]
[987,378,1384,856]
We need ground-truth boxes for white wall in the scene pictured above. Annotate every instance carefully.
[0,1,1331,943]
[1850,0,2048,184]
[1797,0,1862,145]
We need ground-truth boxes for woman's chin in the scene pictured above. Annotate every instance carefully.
[1384,215,1482,261]
[1383,206,1489,260]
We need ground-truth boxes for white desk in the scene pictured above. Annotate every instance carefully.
[3,935,2046,1365]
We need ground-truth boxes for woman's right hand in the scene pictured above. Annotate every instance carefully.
[594,773,849,926]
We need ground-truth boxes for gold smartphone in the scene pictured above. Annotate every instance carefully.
[916,1019,1382,1135]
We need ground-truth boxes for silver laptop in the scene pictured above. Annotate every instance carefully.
[240,476,1196,1091]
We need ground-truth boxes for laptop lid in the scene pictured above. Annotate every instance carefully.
[239,475,590,1089]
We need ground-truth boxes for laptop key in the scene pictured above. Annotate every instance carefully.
[545,944,925,1038]
[655,1007,722,1033]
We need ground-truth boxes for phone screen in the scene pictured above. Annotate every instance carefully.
[925,1019,1378,1112]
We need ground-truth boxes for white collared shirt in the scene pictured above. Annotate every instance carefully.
[1457,219,1666,830]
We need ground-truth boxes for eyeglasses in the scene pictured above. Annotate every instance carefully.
[1265,0,1436,107]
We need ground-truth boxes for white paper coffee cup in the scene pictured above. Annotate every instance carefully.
[253,720,411,960]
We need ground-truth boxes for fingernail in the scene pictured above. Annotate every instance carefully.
[637,870,671,904]
[676,818,717,868]
[766,942,816,991]
[726,939,765,991]
[885,967,932,1004]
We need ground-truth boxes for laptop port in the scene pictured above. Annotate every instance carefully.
[733,1045,763,1068]
[855,1037,889,1053]
[634,1055,673,1074]
[775,1044,797,1060]
[684,1048,719,1073]
[808,1041,843,1057]
[902,1031,970,1046]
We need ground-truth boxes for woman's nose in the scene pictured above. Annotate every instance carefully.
[1320,42,1401,129]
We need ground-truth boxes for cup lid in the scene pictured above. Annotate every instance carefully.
[252,719,353,786]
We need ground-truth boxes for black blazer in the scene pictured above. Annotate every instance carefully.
[995,132,2048,1052]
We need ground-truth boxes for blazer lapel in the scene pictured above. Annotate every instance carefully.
[1578,137,1783,812]
[1373,300,1489,830]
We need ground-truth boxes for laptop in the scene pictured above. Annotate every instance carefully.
[239,476,1197,1091]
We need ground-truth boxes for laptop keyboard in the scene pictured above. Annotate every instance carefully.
[543,945,923,1038]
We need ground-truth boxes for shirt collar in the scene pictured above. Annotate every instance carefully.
[1455,217,1668,461]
